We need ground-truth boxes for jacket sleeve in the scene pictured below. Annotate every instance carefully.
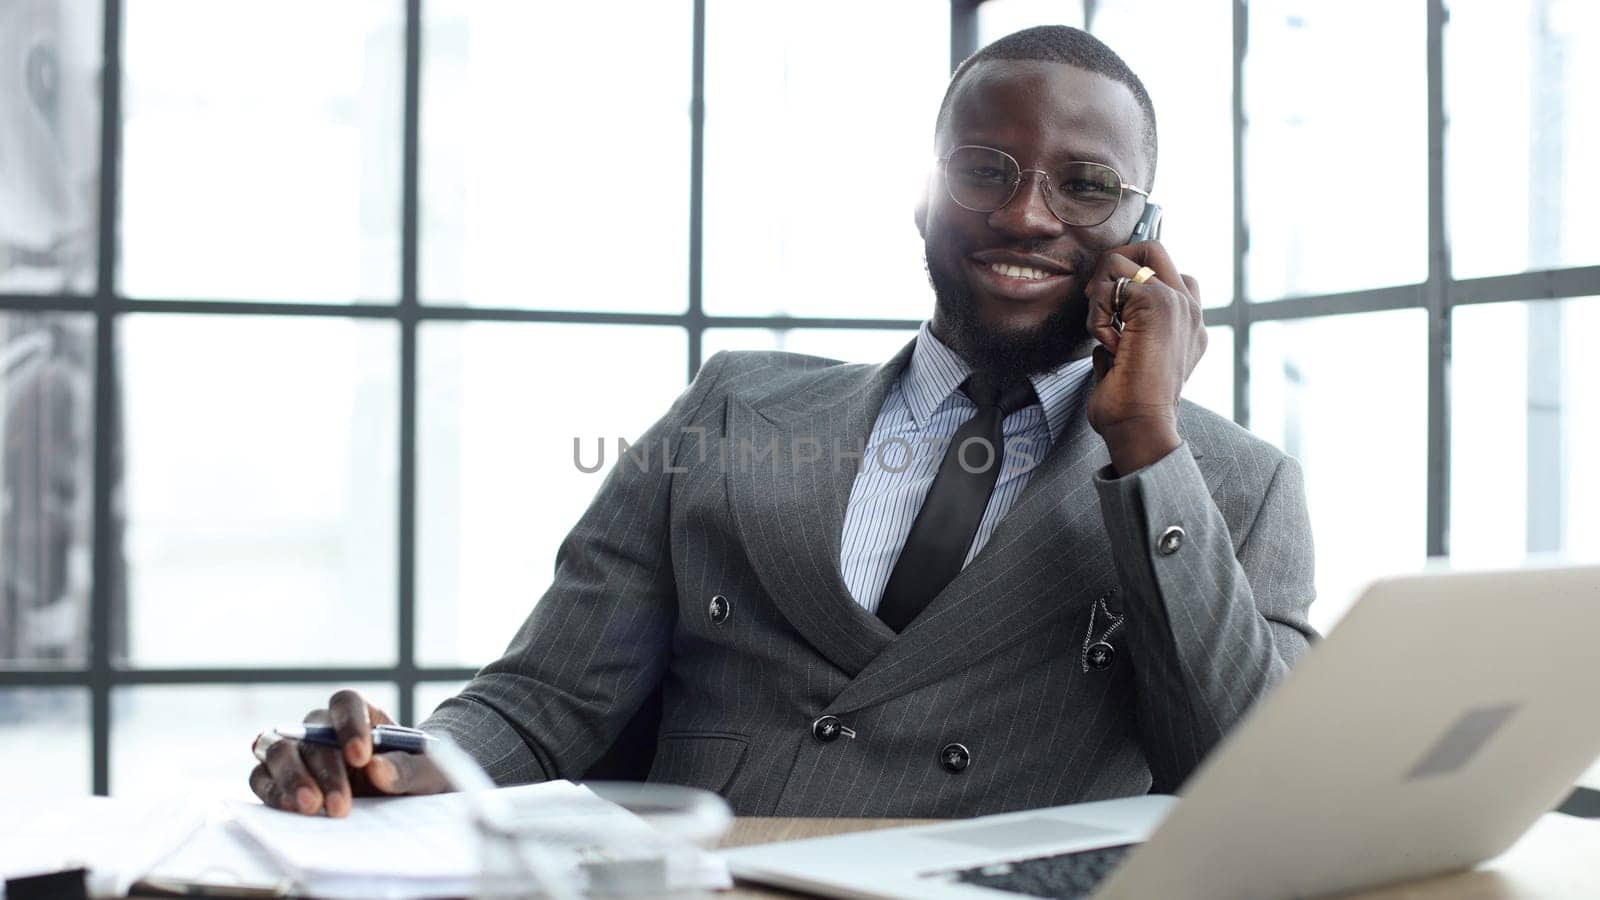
[1094,443,1317,793]
[419,352,733,783]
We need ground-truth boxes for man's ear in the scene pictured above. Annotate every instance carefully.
[914,190,929,239]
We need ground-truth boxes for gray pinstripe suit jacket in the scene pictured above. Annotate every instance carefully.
[422,340,1318,817]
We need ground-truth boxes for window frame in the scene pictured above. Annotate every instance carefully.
[0,0,1595,801]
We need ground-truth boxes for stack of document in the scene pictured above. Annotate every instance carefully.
[0,795,206,898]
[156,780,731,899]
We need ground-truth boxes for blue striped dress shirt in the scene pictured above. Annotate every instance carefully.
[839,321,1095,613]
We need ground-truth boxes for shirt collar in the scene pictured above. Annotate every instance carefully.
[903,320,1093,443]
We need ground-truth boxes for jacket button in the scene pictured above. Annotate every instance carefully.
[812,715,854,743]
[940,742,971,773]
[1086,641,1116,670]
[708,594,730,624]
[1157,526,1186,555]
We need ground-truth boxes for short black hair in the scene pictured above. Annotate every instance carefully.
[936,25,1158,189]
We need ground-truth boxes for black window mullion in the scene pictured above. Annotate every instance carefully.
[951,0,978,71]
[0,667,479,687]
[1231,0,1249,429]
[396,0,423,726]
[1425,0,1450,558]
[89,0,125,797]
[687,0,706,381]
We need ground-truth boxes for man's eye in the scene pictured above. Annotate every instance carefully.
[1061,179,1112,196]
[961,167,1009,183]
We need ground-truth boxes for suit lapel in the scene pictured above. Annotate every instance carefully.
[726,349,1237,699]
[724,343,913,676]
[821,379,1108,713]
[823,381,1224,716]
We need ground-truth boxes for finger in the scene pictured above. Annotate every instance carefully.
[1193,324,1211,372]
[1087,287,1120,352]
[1095,252,1195,338]
[1177,274,1206,356]
[329,689,389,768]
[298,735,354,818]
[1178,274,1203,327]
[1179,273,1200,305]
[1089,251,1146,316]
[1090,250,1134,287]
[1097,248,1167,290]
[249,763,284,809]
[367,750,451,796]
[1086,253,1133,350]
[1114,240,1187,295]
[263,738,322,815]
[1092,344,1115,381]
[294,705,348,811]
[345,759,379,797]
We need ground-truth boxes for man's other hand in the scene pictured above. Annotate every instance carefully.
[1085,239,1207,475]
[247,689,450,817]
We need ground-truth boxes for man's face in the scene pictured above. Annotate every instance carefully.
[919,60,1151,378]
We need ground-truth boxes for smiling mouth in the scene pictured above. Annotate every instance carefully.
[984,262,1057,281]
[966,257,1074,304]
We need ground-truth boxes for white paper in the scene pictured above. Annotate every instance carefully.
[226,780,731,900]
[0,794,206,899]
[141,812,291,896]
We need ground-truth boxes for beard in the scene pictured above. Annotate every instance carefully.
[925,247,1097,382]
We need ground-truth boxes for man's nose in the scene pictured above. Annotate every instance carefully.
[987,170,1066,239]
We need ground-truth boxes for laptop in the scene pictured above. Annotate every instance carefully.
[722,561,1600,899]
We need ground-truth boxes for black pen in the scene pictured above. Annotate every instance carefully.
[253,723,434,761]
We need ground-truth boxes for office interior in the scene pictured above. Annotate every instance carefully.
[1,0,1597,816]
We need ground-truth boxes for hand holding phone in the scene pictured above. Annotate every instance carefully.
[1086,211,1206,475]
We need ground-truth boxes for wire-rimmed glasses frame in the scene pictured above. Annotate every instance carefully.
[936,144,1150,228]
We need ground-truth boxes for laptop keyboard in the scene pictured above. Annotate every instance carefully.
[940,843,1136,899]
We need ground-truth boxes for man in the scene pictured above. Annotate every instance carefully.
[250,26,1315,819]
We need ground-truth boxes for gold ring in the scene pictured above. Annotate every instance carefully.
[1131,266,1157,285]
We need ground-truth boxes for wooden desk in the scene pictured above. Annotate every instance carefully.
[716,813,1600,899]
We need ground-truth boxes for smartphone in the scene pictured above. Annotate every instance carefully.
[1111,202,1162,335]
[1128,202,1162,244]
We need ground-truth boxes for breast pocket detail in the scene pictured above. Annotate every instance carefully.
[646,731,750,795]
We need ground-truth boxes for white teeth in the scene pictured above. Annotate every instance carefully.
[989,262,1051,281]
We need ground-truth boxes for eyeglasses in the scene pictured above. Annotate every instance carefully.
[936,145,1149,228]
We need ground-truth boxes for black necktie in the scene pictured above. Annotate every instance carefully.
[876,373,1037,633]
